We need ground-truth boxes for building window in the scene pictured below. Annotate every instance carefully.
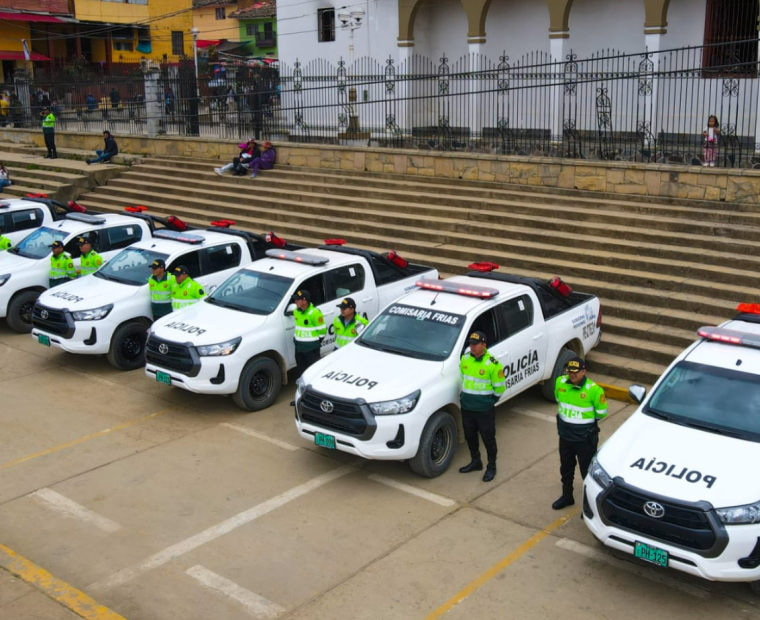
[246,23,256,37]
[171,31,184,56]
[263,21,273,36]
[215,7,226,20]
[703,0,757,74]
[318,8,335,43]
[114,41,134,52]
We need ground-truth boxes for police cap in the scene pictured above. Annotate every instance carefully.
[467,331,487,345]
[337,297,356,309]
[151,258,166,269]
[76,236,91,246]
[50,240,64,249]
[292,289,311,302]
[566,356,586,374]
[173,265,189,275]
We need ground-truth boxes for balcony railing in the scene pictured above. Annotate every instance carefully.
[255,31,276,47]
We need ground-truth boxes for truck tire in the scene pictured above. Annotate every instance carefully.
[233,357,282,412]
[541,348,578,402]
[7,290,39,333]
[408,411,457,478]
[750,580,760,595]
[107,322,148,371]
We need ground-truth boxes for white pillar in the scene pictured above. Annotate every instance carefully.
[143,68,162,138]
[642,31,662,151]
[396,43,413,138]
[468,40,485,141]
[550,34,568,144]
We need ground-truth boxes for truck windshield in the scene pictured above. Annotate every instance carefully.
[9,227,66,259]
[206,269,293,315]
[95,248,169,286]
[357,303,465,362]
[645,360,760,442]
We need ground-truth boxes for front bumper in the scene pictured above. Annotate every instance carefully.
[31,312,116,355]
[583,476,760,582]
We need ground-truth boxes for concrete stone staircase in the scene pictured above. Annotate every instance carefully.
[75,154,758,387]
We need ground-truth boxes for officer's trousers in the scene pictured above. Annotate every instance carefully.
[43,130,56,157]
[295,348,321,379]
[559,434,598,495]
[462,407,497,465]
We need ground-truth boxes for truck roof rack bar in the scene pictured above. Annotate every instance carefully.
[204,227,266,245]
[122,210,158,232]
[466,271,574,307]
[316,244,409,275]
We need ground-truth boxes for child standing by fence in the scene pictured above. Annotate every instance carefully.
[703,115,720,167]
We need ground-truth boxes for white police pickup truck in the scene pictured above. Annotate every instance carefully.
[145,243,437,411]
[583,303,760,592]
[31,223,299,371]
[0,210,154,333]
[0,197,90,246]
[295,267,602,477]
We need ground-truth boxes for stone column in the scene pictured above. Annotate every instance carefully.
[467,39,485,144]
[549,33,568,144]
[396,42,413,139]
[143,66,162,138]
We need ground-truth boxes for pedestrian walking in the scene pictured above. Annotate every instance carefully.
[292,289,326,377]
[49,240,76,288]
[458,331,505,482]
[332,297,368,348]
[148,258,175,320]
[171,265,205,310]
[552,356,608,509]
[40,106,57,159]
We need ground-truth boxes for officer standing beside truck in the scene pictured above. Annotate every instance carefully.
[293,289,326,377]
[333,297,368,348]
[148,258,175,320]
[77,236,103,276]
[171,265,205,310]
[552,356,608,510]
[0,226,11,251]
[458,331,506,482]
[49,240,76,288]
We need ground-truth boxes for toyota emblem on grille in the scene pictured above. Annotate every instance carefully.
[40,309,49,320]
[643,501,666,519]
[158,343,169,355]
[320,400,334,413]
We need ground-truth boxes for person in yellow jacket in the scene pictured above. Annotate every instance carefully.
[49,240,76,288]
[148,258,175,319]
[76,236,103,276]
[332,297,368,348]
[171,265,205,310]
[0,225,11,251]
[40,106,57,159]
[292,289,326,377]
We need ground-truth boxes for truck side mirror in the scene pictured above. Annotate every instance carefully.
[628,384,647,404]
[285,302,296,317]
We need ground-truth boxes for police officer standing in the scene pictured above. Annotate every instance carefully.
[552,356,608,509]
[77,236,103,276]
[40,106,57,159]
[333,297,368,348]
[292,290,326,377]
[171,265,205,310]
[148,258,175,320]
[459,331,506,482]
[0,226,10,251]
[49,240,76,288]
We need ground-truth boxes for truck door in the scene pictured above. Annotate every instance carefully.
[200,242,243,294]
[6,208,44,245]
[494,294,547,396]
[466,306,510,404]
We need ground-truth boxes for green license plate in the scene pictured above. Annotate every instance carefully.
[155,371,172,386]
[634,541,669,568]
[314,432,336,449]
[37,334,50,347]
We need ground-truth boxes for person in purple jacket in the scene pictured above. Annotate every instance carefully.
[249,141,276,179]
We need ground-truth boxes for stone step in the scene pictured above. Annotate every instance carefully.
[582,350,665,385]
[602,315,697,349]
[594,332,683,367]
[600,298,728,332]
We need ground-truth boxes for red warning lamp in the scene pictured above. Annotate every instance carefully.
[26,192,48,198]
[384,250,409,269]
[548,276,573,298]
[738,303,760,315]
[468,262,499,273]
[323,238,346,246]
[265,232,287,249]
[166,215,188,232]
[124,205,148,213]
[210,219,236,228]
[67,200,87,213]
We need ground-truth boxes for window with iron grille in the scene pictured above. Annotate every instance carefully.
[215,7,226,20]
[318,8,335,43]
[171,31,184,56]
[702,0,757,74]
[246,23,256,37]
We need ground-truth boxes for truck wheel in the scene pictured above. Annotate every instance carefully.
[233,357,282,412]
[408,411,457,478]
[107,322,148,371]
[7,290,39,333]
[541,348,578,402]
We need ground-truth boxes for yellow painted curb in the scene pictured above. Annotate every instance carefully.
[598,382,634,404]
[0,544,127,620]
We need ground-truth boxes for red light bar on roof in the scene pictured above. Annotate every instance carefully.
[26,193,47,198]
[210,219,236,228]
[416,278,499,299]
[323,238,346,246]
[697,326,760,349]
[468,262,499,272]
[124,205,148,213]
[737,303,760,315]
[265,248,329,265]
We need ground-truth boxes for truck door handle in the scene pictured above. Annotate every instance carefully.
[533,333,544,340]
[362,297,373,302]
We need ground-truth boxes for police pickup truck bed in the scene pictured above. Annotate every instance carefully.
[31,223,300,371]
[295,268,602,477]
[145,243,437,411]
[0,197,86,246]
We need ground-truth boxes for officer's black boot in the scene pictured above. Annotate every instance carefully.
[50,148,57,160]
[482,463,496,482]
[459,458,483,473]
[552,487,575,510]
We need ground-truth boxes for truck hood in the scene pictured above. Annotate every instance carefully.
[37,276,141,309]
[0,251,37,274]
[303,344,444,401]
[151,302,267,344]
[598,412,760,508]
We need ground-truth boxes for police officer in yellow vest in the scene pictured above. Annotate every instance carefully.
[40,106,57,159]
[0,226,11,251]
[77,236,103,276]
[333,297,368,348]
[293,289,326,377]
[171,265,205,310]
[552,356,608,509]
[459,331,506,482]
[49,240,76,288]
[148,258,175,320]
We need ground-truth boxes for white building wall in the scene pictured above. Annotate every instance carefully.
[412,0,469,64]
[661,0,706,51]
[567,0,646,57]
[483,0,550,61]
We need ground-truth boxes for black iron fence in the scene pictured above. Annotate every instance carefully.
[8,39,760,167]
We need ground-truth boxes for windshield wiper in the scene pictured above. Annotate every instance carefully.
[678,420,743,438]
[644,408,673,422]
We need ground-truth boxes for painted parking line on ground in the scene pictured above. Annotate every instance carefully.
[423,509,580,620]
[220,423,300,452]
[0,407,174,471]
[0,543,128,620]
[31,488,122,534]
[555,538,710,599]
[89,464,355,592]
[510,407,555,423]
[186,565,286,618]
[368,474,457,508]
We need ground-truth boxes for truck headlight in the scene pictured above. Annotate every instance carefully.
[72,304,113,321]
[589,456,613,489]
[197,337,241,357]
[716,501,760,525]
[295,376,305,403]
[369,390,420,415]
[0,273,10,287]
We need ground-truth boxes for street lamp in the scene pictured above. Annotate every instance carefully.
[337,7,365,63]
